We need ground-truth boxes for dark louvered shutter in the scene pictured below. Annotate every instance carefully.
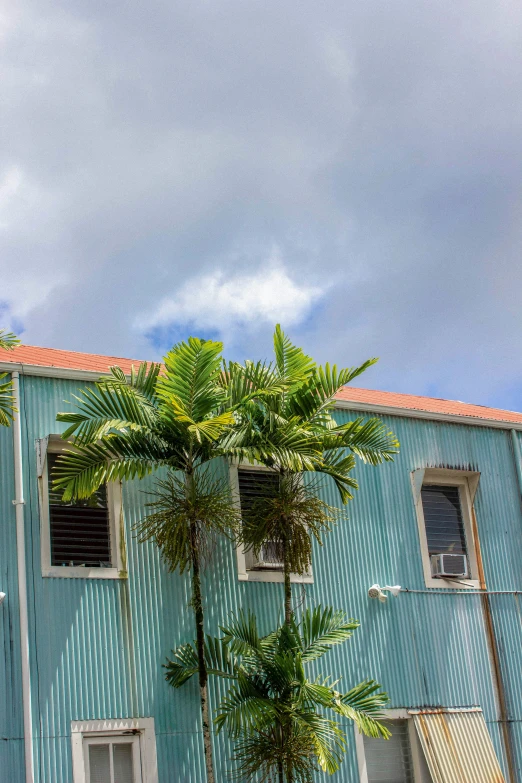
[421,484,467,556]
[48,453,112,567]
[237,468,280,517]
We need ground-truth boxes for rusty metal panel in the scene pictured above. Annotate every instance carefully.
[411,709,505,783]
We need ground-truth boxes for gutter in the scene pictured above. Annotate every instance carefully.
[11,372,34,783]
[2,360,522,432]
[335,398,522,432]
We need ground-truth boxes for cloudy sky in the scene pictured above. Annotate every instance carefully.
[1,0,522,409]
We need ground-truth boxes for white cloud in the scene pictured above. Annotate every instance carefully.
[137,257,324,337]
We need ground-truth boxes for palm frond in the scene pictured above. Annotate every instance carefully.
[52,434,165,499]
[336,680,390,739]
[314,450,358,504]
[0,372,16,426]
[273,324,316,387]
[220,611,262,658]
[301,606,359,662]
[165,635,237,688]
[104,362,161,401]
[326,417,399,465]
[0,329,20,351]
[56,382,159,445]
[157,337,227,423]
[288,360,377,422]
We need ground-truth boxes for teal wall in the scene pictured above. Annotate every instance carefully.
[2,373,522,781]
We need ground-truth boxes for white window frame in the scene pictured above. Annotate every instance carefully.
[354,709,431,783]
[84,734,141,782]
[71,718,158,783]
[38,435,126,579]
[411,467,481,589]
[230,462,313,584]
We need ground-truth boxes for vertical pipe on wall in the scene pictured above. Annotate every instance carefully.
[12,372,34,783]
[511,429,522,503]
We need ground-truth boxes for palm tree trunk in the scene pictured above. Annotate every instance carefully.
[282,533,292,624]
[190,529,214,783]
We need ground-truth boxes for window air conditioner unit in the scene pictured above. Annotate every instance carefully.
[431,553,468,578]
[254,541,284,569]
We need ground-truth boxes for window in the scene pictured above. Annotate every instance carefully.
[411,468,480,589]
[356,709,505,783]
[230,463,313,583]
[71,718,158,783]
[355,713,432,783]
[84,736,139,783]
[38,436,125,579]
[363,720,414,783]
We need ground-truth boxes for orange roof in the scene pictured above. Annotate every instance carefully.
[1,343,522,426]
[0,343,143,375]
[335,385,522,425]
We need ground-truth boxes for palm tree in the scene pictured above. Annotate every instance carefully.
[53,338,244,783]
[222,325,399,622]
[0,329,20,427]
[166,606,390,783]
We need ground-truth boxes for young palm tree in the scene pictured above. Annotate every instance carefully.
[0,329,20,427]
[165,606,390,783]
[222,326,399,622]
[53,338,244,783]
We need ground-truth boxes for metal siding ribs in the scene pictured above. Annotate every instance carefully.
[2,375,522,781]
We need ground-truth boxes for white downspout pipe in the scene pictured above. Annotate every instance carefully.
[12,371,34,783]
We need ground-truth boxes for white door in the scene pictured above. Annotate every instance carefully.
[84,735,141,783]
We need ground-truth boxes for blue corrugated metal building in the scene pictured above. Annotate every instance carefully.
[2,344,522,783]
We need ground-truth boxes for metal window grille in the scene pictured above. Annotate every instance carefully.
[237,468,283,570]
[237,468,280,516]
[363,720,414,783]
[421,484,467,557]
[48,452,112,567]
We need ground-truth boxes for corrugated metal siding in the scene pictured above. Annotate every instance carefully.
[1,377,522,780]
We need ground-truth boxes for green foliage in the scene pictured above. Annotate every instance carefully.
[0,329,20,426]
[166,606,390,782]
[221,324,398,501]
[0,329,20,351]
[135,468,241,573]
[238,473,345,577]
[54,337,232,499]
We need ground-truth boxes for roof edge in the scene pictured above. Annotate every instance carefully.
[3,360,522,432]
[0,362,105,382]
[335,398,522,431]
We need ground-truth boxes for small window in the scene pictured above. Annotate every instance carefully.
[237,468,283,571]
[421,485,467,558]
[231,463,313,584]
[71,718,158,783]
[84,736,139,783]
[412,468,480,589]
[48,452,112,568]
[38,437,125,579]
[363,720,414,783]
[355,714,433,783]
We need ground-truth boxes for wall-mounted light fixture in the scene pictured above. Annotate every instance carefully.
[0,592,5,605]
[368,584,401,603]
